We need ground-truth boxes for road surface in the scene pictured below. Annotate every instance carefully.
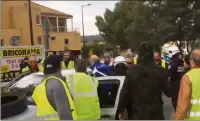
[162,94,174,120]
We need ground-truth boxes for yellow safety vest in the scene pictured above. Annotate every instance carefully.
[22,65,43,73]
[66,73,100,120]
[40,60,74,69]
[133,57,137,65]
[184,68,200,120]
[62,61,75,69]
[161,59,166,68]
[32,76,77,120]
[133,57,166,68]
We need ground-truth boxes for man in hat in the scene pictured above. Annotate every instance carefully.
[32,55,77,120]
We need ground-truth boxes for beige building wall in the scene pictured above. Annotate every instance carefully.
[1,1,81,51]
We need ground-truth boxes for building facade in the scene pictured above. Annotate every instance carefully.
[1,1,81,52]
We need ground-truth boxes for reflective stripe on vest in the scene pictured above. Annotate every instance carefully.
[69,75,97,97]
[67,74,100,120]
[185,68,200,120]
[32,76,77,120]
[189,112,200,117]
[191,99,200,104]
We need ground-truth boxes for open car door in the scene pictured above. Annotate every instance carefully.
[96,76,125,120]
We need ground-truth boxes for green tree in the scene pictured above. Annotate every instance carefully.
[96,0,200,52]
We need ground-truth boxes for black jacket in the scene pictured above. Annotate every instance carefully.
[117,63,170,120]
[168,53,184,110]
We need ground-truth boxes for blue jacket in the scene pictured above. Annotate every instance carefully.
[90,62,111,77]
[90,62,112,90]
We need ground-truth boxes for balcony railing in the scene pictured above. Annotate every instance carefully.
[48,26,80,33]
[50,26,67,33]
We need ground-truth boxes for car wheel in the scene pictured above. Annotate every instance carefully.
[1,92,28,119]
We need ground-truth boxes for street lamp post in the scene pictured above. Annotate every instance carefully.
[81,4,91,46]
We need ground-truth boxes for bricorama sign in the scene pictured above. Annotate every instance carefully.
[0,46,45,82]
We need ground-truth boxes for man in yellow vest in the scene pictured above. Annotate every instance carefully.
[173,48,200,120]
[32,55,77,120]
[154,51,167,68]
[62,51,75,69]
[21,55,43,73]
[66,59,101,120]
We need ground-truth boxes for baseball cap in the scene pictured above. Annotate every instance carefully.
[43,55,62,75]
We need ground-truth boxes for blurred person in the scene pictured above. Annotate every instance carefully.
[126,54,134,68]
[118,41,170,120]
[112,56,131,120]
[154,51,167,68]
[167,46,184,111]
[62,51,75,69]
[89,55,111,77]
[103,53,112,66]
[20,52,42,70]
[183,54,191,74]
[173,48,200,120]
[32,55,77,120]
[21,55,43,73]
[113,56,128,76]
[89,55,111,108]
[103,53,114,75]
[66,59,100,120]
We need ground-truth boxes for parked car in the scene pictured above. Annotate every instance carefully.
[1,69,173,120]
[1,69,124,120]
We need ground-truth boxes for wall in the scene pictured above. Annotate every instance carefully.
[2,29,22,46]
[49,31,81,51]
[1,1,81,51]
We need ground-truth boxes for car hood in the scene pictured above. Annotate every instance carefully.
[8,69,76,90]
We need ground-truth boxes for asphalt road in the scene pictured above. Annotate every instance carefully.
[162,94,174,120]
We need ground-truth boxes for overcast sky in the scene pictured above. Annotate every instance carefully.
[34,1,118,35]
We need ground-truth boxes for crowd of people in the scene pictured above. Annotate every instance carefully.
[18,41,200,120]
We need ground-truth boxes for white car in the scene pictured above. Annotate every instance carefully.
[1,69,173,120]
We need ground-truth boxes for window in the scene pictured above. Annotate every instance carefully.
[64,39,69,44]
[37,36,42,44]
[1,39,3,46]
[36,15,41,25]
[10,36,20,46]
[51,37,56,40]
[97,79,120,108]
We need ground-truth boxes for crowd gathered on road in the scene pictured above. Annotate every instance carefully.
[18,41,200,120]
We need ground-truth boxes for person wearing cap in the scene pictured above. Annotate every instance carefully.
[65,59,100,120]
[21,55,43,73]
[117,42,170,120]
[62,51,75,69]
[167,46,184,111]
[32,55,77,120]
[113,56,128,76]
[173,48,200,120]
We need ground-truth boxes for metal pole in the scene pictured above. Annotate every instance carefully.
[28,0,34,46]
[81,6,85,46]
